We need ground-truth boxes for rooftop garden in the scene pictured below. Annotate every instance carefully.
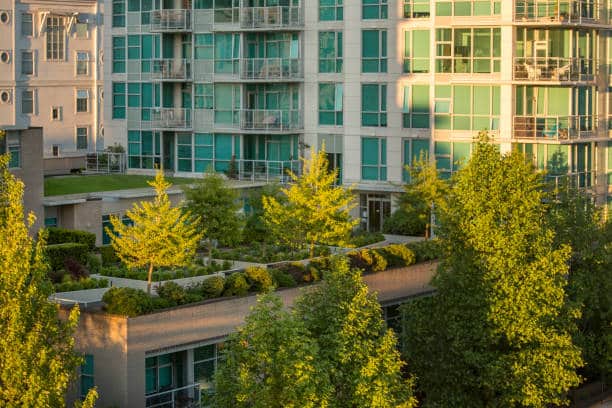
[44,174,195,196]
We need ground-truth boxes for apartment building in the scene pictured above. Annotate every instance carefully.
[103,0,612,231]
[0,0,103,168]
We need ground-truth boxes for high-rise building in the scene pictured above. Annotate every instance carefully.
[0,0,104,165]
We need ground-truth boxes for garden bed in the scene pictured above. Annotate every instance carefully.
[98,260,233,281]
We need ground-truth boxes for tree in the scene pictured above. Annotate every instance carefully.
[183,171,244,263]
[263,146,357,258]
[401,138,582,407]
[0,145,97,407]
[107,170,202,293]
[215,294,332,408]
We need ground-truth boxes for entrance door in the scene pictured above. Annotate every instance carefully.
[162,132,174,171]
[366,195,391,232]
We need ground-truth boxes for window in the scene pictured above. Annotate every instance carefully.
[113,0,126,27]
[44,217,58,227]
[112,36,126,73]
[361,137,386,180]
[318,134,343,183]
[435,141,472,179]
[362,30,387,73]
[361,84,386,127]
[404,30,430,73]
[194,34,213,59]
[76,52,89,75]
[403,85,430,128]
[102,214,133,245]
[6,133,20,168]
[194,344,224,401]
[319,31,343,73]
[21,51,33,75]
[80,355,94,400]
[435,27,501,73]
[319,83,343,126]
[128,130,161,169]
[51,106,63,121]
[112,82,126,119]
[404,0,430,18]
[21,13,33,36]
[76,17,88,39]
[195,84,213,109]
[21,90,33,114]
[76,127,88,150]
[320,0,343,21]
[363,0,387,19]
[76,90,88,112]
[436,0,501,16]
[214,33,240,74]
[145,354,174,395]
[434,85,500,131]
[402,138,429,181]
[46,16,65,61]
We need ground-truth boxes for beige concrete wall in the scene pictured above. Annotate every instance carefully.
[44,155,87,175]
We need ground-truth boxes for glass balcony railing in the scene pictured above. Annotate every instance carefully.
[240,6,303,29]
[240,109,303,131]
[241,58,303,80]
[514,0,603,24]
[151,59,192,81]
[150,9,192,31]
[145,383,200,408]
[545,171,595,190]
[151,108,192,130]
[513,115,597,141]
[513,57,595,82]
[237,159,301,182]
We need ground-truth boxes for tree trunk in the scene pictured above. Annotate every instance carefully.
[147,263,154,294]
[309,241,315,259]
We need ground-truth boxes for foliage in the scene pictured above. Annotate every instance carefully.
[99,245,119,266]
[401,137,582,407]
[0,150,97,407]
[405,239,442,263]
[243,183,284,243]
[223,272,250,297]
[99,262,226,281]
[263,146,358,258]
[244,266,274,293]
[85,253,102,275]
[107,170,202,293]
[196,276,226,299]
[44,174,194,197]
[102,287,154,317]
[347,248,388,273]
[54,276,109,293]
[63,257,89,280]
[45,243,89,271]
[270,269,297,288]
[378,244,416,268]
[213,244,329,264]
[183,171,244,263]
[349,229,385,248]
[156,282,188,306]
[382,208,425,237]
[215,295,332,408]
[46,227,96,250]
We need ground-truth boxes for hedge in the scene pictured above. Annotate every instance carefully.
[102,287,154,317]
[47,227,96,250]
[99,245,120,266]
[245,266,274,292]
[45,243,89,272]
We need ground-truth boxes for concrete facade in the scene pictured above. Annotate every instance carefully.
[0,0,104,161]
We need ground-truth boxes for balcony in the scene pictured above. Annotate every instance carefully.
[514,1,604,24]
[145,383,200,408]
[241,58,303,81]
[151,108,192,130]
[513,115,597,141]
[513,57,595,82]
[240,109,303,131]
[151,59,192,81]
[545,171,595,190]
[237,159,301,182]
[240,6,303,29]
[150,9,192,32]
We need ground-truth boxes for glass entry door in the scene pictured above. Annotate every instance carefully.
[366,194,390,232]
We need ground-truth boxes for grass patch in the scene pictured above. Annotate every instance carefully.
[45,174,195,196]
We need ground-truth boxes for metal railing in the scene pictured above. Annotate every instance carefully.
[146,383,200,408]
[513,57,595,82]
[514,0,603,23]
[240,6,303,29]
[86,152,126,174]
[152,59,192,81]
[545,171,596,190]
[236,159,301,182]
[240,109,303,131]
[151,108,192,129]
[513,115,597,141]
[241,58,303,80]
[151,9,192,31]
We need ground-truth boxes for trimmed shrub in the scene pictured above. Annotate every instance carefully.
[382,209,426,237]
[156,282,187,306]
[274,262,306,283]
[222,260,233,270]
[46,243,89,271]
[102,287,154,317]
[223,272,249,297]
[47,227,96,250]
[86,253,102,275]
[245,266,274,293]
[350,230,385,248]
[64,258,89,280]
[379,244,416,268]
[54,277,108,292]
[270,269,297,288]
[197,276,225,299]
[406,239,442,263]
[348,248,387,273]
[99,245,120,266]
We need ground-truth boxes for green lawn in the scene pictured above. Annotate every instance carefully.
[44,174,195,196]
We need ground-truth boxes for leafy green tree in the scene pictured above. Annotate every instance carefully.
[107,170,202,293]
[215,294,332,408]
[0,147,97,407]
[244,183,283,243]
[401,138,582,407]
[263,146,358,258]
[184,171,244,263]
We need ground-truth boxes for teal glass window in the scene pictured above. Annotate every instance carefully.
[112,82,126,119]
[319,31,343,73]
[5,134,20,168]
[80,355,94,399]
[362,30,387,73]
[127,83,140,108]
[195,34,213,59]
[195,133,214,172]
[145,354,174,395]
[214,84,240,126]
[195,84,214,109]
[128,0,140,11]
[215,33,240,74]
[44,217,58,227]
[194,343,223,398]
[112,0,126,27]
[361,84,387,127]
[403,85,430,128]
[435,27,501,73]
[434,85,499,131]
[319,83,343,126]
[128,35,140,60]
[363,0,387,19]
[214,134,240,172]
[404,0,430,18]
[320,0,343,21]
[404,30,430,73]
[112,36,126,73]
[361,137,387,180]
[435,141,472,179]
[177,133,193,172]
[402,139,430,181]
[128,130,160,169]
[436,1,500,16]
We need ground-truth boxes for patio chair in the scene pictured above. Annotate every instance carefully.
[543,123,559,139]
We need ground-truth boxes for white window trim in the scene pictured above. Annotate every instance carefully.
[75,126,89,151]
[21,50,34,76]
[44,15,66,62]
[75,89,89,113]
[75,51,90,76]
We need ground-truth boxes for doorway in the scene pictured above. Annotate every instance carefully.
[360,194,391,232]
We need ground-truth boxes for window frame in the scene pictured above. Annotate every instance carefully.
[76,127,88,150]
[21,90,34,114]
[319,0,343,21]
[76,89,89,113]
[21,13,33,37]
[362,29,387,73]
[45,16,66,61]
[361,137,387,181]
[318,83,343,126]
[363,0,388,20]
[76,51,89,76]
[361,83,387,127]
[21,50,33,75]
[319,31,343,73]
